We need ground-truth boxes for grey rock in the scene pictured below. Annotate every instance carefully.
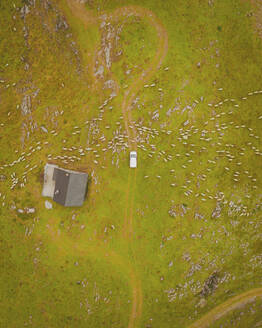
[20,5,30,19]
[24,63,30,71]
[166,108,172,116]
[212,201,222,218]
[104,79,114,88]
[187,262,202,277]
[43,0,52,10]
[23,25,29,39]
[28,0,36,7]
[168,207,176,217]
[197,298,207,308]
[182,252,191,262]
[181,204,188,214]
[0,174,6,181]
[194,212,204,220]
[45,200,52,209]
[55,15,69,31]
[21,95,31,115]
[95,65,104,78]
[105,46,111,69]
[32,88,40,98]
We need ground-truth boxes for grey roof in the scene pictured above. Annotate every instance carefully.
[53,167,88,207]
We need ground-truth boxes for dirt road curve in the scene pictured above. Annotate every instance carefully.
[65,1,168,327]
[106,6,169,148]
[117,5,168,238]
[65,0,97,26]
[108,7,167,327]
[188,288,262,328]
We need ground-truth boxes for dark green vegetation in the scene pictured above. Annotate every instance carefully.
[0,0,262,327]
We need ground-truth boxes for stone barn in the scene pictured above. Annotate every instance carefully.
[42,164,88,207]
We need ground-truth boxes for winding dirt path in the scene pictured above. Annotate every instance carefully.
[188,288,262,328]
[114,6,168,245]
[108,6,169,147]
[107,7,168,327]
[65,0,97,26]
[63,1,168,327]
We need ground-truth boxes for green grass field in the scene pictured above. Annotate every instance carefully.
[0,0,262,327]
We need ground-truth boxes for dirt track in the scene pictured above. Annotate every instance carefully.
[106,7,168,327]
[64,1,168,327]
[106,5,169,148]
[188,288,262,328]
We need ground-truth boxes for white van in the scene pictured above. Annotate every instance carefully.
[129,151,137,168]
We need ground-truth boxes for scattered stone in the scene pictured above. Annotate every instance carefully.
[0,174,6,181]
[182,252,191,262]
[197,298,207,308]
[55,15,69,31]
[20,4,30,19]
[95,65,104,78]
[199,271,220,298]
[24,63,30,71]
[211,201,222,218]
[45,200,52,209]
[21,95,31,115]
[168,206,177,217]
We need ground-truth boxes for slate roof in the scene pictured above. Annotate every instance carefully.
[52,167,88,207]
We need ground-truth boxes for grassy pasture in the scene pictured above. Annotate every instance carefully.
[0,0,262,327]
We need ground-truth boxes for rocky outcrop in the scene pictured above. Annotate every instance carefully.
[21,95,31,116]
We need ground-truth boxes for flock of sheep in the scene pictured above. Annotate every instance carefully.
[0,71,261,220]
